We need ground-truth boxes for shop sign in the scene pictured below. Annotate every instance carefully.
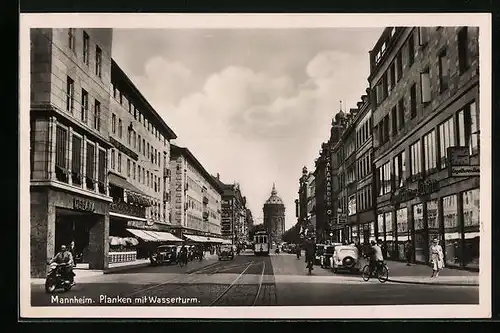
[73,198,95,212]
[325,156,332,213]
[449,165,480,177]
[390,179,440,205]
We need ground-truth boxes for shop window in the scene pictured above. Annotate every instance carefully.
[384,212,395,259]
[396,208,409,261]
[377,213,385,241]
[438,116,455,168]
[413,203,426,263]
[442,195,460,267]
[427,199,441,250]
[458,101,480,155]
[423,130,437,172]
[462,189,479,269]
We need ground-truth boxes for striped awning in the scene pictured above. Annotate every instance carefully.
[126,228,183,242]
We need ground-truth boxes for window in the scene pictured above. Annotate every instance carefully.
[128,101,133,114]
[408,33,415,65]
[147,143,150,157]
[127,158,131,178]
[94,100,101,131]
[95,45,102,78]
[134,107,138,120]
[133,131,137,149]
[423,130,437,172]
[128,129,132,145]
[55,126,68,181]
[410,84,417,118]
[438,49,449,92]
[117,153,122,173]
[391,106,398,136]
[418,27,429,46]
[382,73,388,99]
[383,115,390,143]
[138,167,141,183]
[66,76,74,112]
[98,149,106,193]
[410,140,422,176]
[393,151,406,189]
[398,98,405,129]
[83,31,89,65]
[378,161,391,196]
[72,135,82,185]
[119,91,123,105]
[142,167,145,183]
[389,63,396,91]
[133,162,136,180]
[147,171,150,187]
[458,27,469,73]
[396,52,403,81]
[458,101,480,154]
[68,28,75,51]
[86,142,95,190]
[143,139,146,155]
[118,119,122,139]
[111,114,116,134]
[439,117,455,168]
[420,68,431,103]
[81,89,88,123]
[111,149,115,170]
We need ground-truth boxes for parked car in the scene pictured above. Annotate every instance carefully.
[218,245,235,261]
[330,244,360,274]
[150,245,177,266]
[314,244,326,265]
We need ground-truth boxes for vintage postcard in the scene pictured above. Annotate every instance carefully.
[19,13,491,319]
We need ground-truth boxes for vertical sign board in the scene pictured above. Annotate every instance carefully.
[325,146,333,227]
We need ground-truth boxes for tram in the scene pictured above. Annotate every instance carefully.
[253,230,270,256]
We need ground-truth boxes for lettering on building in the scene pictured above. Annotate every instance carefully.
[449,165,480,177]
[390,179,440,206]
[73,198,95,212]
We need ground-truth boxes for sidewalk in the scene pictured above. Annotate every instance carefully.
[385,260,479,286]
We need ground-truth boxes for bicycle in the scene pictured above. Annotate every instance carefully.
[361,261,389,283]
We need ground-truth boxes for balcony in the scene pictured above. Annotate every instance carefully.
[110,200,146,219]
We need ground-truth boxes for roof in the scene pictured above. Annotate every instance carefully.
[111,59,177,140]
[170,144,223,194]
[265,183,284,205]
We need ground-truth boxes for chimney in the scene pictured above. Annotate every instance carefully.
[216,173,220,179]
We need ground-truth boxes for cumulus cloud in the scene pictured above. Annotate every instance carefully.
[132,49,370,228]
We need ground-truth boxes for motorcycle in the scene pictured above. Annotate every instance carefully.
[45,262,74,294]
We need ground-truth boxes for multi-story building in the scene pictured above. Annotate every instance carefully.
[30,28,114,277]
[108,60,178,241]
[169,145,223,240]
[370,27,479,270]
[296,166,309,232]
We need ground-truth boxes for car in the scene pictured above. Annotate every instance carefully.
[314,244,326,265]
[320,243,341,268]
[330,244,361,274]
[150,245,178,266]
[218,245,235,261]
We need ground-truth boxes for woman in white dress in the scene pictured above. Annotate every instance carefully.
[429,238,445,277]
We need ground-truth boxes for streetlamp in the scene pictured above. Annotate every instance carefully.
[329,232,333,244]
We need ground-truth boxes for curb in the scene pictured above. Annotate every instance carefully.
[104,262,150,274]
[387,278,479,287]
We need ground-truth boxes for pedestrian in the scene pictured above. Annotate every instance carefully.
[429,238,444,277]
[404,240,413,266]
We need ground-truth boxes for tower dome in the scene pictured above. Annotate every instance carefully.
[265,183,283,205]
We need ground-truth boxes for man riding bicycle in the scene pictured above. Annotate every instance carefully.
[304,239,315,271]
[368,239,385,275]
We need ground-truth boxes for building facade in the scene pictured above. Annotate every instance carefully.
[169,145,223,239]
[245,208,254,240]
[306,173,316,232]
[370,27,479,269]
[263,184,286,244]
[30,28,114,277]
[296,166,309,232]
[108,60,177,240]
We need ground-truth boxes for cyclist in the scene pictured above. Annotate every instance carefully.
[304,238,315,271]
[369,239,385,275]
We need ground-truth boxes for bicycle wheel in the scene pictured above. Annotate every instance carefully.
[361,265,371,281]
[377,265,389,283]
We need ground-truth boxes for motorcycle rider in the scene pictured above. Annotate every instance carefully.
[50,245,75,285]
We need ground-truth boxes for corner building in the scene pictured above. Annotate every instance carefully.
[370,27,479,270]
[30,28,114,277]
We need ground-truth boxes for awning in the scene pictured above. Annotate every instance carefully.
[126,228,183,242]
[126,228,158,242]
[184,234,207,242]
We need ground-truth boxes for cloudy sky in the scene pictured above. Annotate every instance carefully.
[111,28,384,229]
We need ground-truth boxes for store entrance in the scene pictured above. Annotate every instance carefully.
[55,208,97,264]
